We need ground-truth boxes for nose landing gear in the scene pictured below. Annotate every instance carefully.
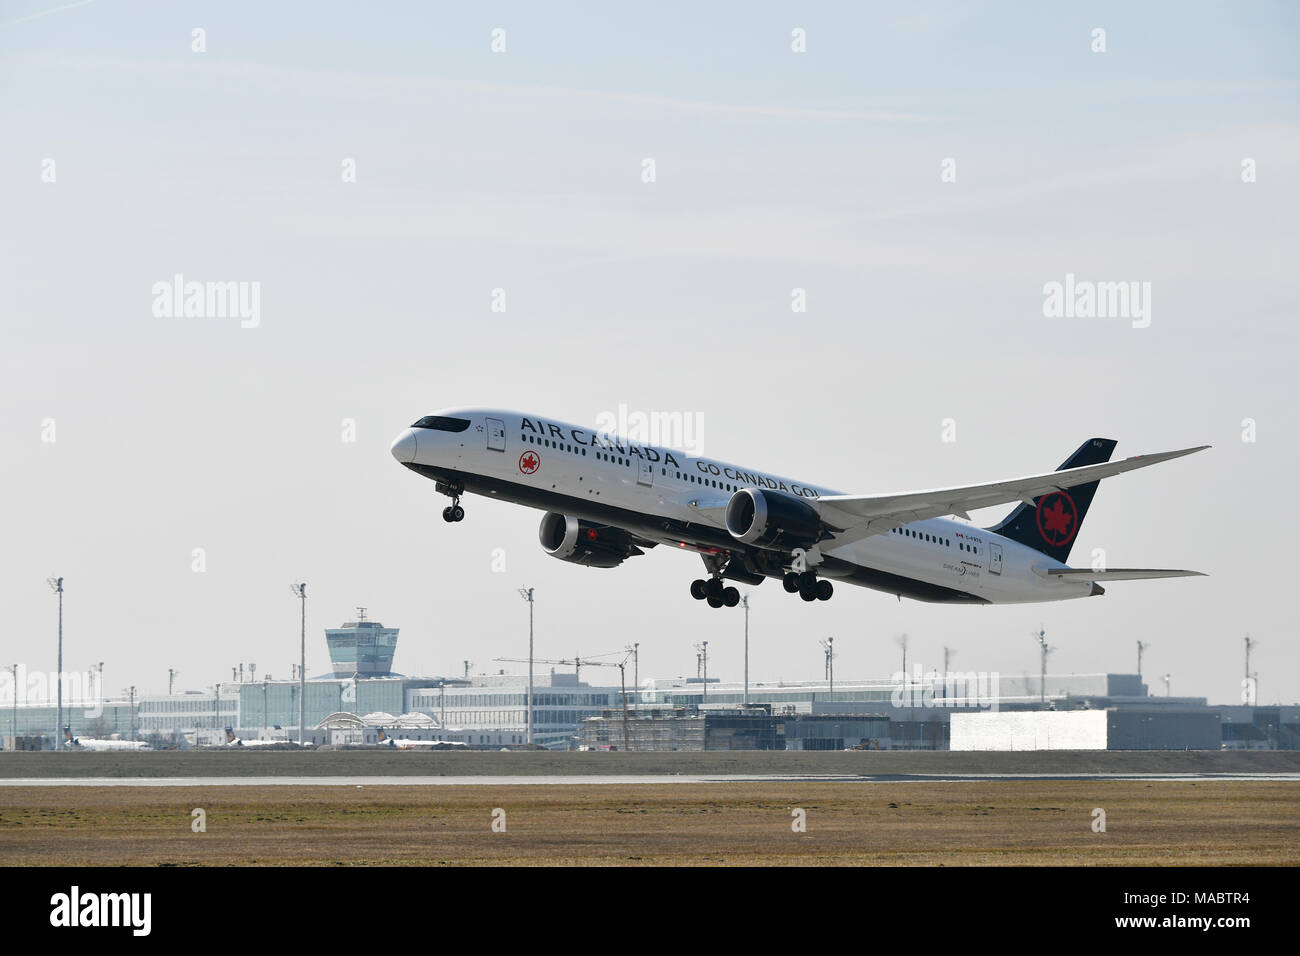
[436,481,465,522]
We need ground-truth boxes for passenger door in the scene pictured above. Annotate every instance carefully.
[486,417,506,452]
[637,459,654,487]
[989,542,1003,575]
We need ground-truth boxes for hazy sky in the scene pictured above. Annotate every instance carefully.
[3,2,1296,704]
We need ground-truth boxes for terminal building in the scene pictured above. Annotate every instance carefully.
[4,608,1297,752]
[582,672,1244,752]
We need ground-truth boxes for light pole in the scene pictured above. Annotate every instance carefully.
[942,646,955,704]
[1033,626,1052,706]
[518,587,534,746]
[633,642,640,708]
[820,637,835,699]
[741,596,750,706]
[10,663,17,743]
[290,583,307,745]
[46,577,63,750]
[695,641,708,701]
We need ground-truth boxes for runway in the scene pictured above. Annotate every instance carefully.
[4,771,1299,786]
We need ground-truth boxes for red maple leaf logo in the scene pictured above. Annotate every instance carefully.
[1042,499,1072,536]
[519,452,539,474]
[1036,492,1078,546]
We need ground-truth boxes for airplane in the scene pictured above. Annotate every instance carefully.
[223,727,304,748]
[390,409,1207,608]
[375,727,467,749]
[64,727,148,751]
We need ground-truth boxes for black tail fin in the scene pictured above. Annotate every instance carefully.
[985,438,1117,563]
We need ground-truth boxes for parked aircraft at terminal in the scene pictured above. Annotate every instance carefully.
[63,728,148,752]
[391,409,1207,609]
[376,727,467,749]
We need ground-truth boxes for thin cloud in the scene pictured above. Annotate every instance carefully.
[15,51,925,122]
[0,0,96,30]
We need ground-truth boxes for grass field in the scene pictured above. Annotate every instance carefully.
[2,780,1296,866]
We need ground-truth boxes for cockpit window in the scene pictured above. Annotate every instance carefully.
[412,416,471,432]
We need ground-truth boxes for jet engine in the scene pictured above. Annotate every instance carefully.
[724,488,824,550]
[538,513,643,568]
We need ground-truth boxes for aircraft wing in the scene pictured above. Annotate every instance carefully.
[1032,567,1205,581]
[815,445,1209,547]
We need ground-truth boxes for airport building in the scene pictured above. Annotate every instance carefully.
[580,706,890,751]
[950,708,1222,751]
[2,698,140,747]
[1218,705,1300,749]
[325,609,399,678]
[408,671,625,749]
[4,605,1293,752]
[582,672,1234,751]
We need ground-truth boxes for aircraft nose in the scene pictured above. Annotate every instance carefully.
[390,428,418,463]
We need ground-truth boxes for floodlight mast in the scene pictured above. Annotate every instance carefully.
[290,583,307,745]
[819,637,834,697]
[1032,626,1053,705]
[46,577,63,751]
[518,587,534,746]
[741,595,750,706]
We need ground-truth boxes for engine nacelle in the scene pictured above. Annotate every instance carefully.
[538,513,642,568]
[724,488,823,551]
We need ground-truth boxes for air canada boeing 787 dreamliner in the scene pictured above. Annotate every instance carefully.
[390,410,1206,609]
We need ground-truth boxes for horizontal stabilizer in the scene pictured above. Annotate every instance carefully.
[1032,567,1206,582]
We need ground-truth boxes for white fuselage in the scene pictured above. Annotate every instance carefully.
[391,409,1096,605]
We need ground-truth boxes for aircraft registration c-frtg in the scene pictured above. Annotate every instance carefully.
[390,410,1207,609]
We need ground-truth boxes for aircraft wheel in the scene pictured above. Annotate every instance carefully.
[706,593,724,608]
[706,577,724,600]
[816,579,833,601]
[690,579,709,600]
[442,507,455,522]
[451,505,465,522]
[723,586,740,607]
[799,584,818,602]
[782,572,800,593]
[797,571,817,589]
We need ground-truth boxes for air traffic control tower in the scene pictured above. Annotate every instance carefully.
[325,608,399,678]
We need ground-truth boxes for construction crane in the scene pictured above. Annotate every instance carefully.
[494,650,635,751]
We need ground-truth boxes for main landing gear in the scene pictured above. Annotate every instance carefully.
[783,571,833,602]
[690,576,740,609]
[436,481,465,523]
